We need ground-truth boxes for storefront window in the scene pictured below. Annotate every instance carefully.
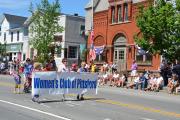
[68,46,77,58]
[95,54,106,62]
[80,25,85,36]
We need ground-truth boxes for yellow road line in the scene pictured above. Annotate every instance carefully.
[66,94,180,118]
[0,82,180,118]
[0,82,15,87]
[0,82,24,88]
[95,99,180,118]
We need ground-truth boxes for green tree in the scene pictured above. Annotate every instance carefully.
[29,0,63,63]
[135,0,180,61]
[0,42,6,56]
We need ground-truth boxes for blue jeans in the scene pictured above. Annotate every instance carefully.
[141,81,147,90]
[135,82,139,90]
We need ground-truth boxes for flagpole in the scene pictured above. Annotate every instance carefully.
[89,0,95,62]
[92,0,94,30]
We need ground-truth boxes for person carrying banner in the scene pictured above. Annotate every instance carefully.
[71,61,78,72]
[49,56,57,71]
[58,58,69,72]
[58,58,69,100]
[77,61,88,100]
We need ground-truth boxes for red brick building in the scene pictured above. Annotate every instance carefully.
[85,0,161,72]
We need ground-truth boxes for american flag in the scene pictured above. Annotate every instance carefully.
[89,30,96,61]
[89,29,94,44]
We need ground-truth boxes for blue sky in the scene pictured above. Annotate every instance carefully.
[0,0,90,17]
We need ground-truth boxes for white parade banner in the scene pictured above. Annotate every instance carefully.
[32,71,98,97]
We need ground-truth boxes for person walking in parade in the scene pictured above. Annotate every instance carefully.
[23,58,33,93]
[58,58,69,100]
[77,61,88,100]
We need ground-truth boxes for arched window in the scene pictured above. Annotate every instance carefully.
[94,36,105,62]
[113,34,126,46]
[94,36,104,46]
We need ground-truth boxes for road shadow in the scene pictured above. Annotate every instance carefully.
[82,97,105,101]
[37,97,105,104]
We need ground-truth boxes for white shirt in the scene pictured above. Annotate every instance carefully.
[85,64,90,69]
[103,63,108,68]
[58,64,69,72]
[121,75,126,81]
[134,77,140,83]
[157,77,163,85]
[0,63,5,69]
[103,74,108,78]
[113,73,119,78]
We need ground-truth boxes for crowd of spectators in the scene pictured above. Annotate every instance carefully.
[97,60,180,95]
[1,56,180,95]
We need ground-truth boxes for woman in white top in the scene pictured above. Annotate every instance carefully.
[145,74,154,91]
[102,72,109,85]
[117,74,127,87]
[111,70,119,86]
[154,73,163,91]
[126,73,140,89]
[168,74,180,94]
[58,58,69,100]
[58,58,69,72]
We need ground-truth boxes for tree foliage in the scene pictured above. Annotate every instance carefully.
[29,0,63,63]
[135,0,180,61]
[0,42,6,56]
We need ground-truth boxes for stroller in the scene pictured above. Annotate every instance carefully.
[23,74,32,93]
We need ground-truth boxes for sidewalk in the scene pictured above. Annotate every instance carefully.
[99,84,180,96]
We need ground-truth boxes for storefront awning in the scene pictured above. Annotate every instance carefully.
[6,43,23,52]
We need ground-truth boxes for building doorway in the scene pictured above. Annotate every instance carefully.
[113,34,127,72]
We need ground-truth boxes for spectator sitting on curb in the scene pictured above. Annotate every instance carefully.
[167,74,180,94]
[154,73,163,92]
[127,73,140,89]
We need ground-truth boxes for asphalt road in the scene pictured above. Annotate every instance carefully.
[0,75,180,120]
